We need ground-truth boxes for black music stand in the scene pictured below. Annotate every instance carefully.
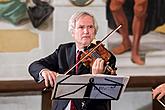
[51,74,129,100]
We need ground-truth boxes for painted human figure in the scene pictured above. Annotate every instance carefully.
[109,0,148,65]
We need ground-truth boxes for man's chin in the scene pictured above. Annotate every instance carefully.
[82,42,91,47]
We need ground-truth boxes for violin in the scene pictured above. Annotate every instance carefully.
[80,41,117,75]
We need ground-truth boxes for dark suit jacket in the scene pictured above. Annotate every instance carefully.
[28,42,116,110]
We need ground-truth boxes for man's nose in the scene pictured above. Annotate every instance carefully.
[84,27,89,33]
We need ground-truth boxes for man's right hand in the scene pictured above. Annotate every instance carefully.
[41,69,58,87]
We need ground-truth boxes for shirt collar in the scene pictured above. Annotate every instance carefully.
[76,47,84,53]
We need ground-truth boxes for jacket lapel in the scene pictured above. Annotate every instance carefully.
[67,44,76,75]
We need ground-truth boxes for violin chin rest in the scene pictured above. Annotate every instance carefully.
[91,39,97,44]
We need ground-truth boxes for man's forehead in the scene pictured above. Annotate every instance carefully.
[76,18,94,25]
[77,15,93,21]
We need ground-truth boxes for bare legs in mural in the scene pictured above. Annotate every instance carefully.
[110,0,148,65]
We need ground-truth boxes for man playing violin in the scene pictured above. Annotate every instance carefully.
[28,11,116,110]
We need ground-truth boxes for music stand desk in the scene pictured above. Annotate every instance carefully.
[51,74,129,100]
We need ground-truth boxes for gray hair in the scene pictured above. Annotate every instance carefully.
[68,11,98,34]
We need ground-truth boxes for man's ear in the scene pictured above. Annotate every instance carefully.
[95,29,97,35]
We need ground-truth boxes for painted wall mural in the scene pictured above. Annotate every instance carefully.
[0,29,39,52]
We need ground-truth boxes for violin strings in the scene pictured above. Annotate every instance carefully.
[91,51,101,58]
